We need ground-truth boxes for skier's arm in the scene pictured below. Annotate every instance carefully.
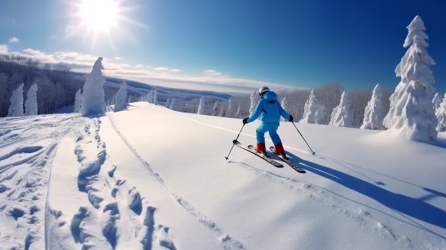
[278,103,290,121]
[247,101,264,123]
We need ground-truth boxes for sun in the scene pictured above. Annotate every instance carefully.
[79,0,120,32]
[67,0,144,49]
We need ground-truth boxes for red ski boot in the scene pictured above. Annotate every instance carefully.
[274,142,287,159]
[255,143,267,156]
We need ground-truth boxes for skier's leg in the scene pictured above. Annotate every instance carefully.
[255,124,267,153]
[268,125,281,145]
[268,124,286,157]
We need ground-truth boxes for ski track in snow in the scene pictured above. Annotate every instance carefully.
[0,114,80,250]
[46,117,176,250]
[109,113,246,250]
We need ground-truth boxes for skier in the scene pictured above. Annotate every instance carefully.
[243,86,293,158]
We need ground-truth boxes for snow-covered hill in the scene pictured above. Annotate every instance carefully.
[1,102,446,250]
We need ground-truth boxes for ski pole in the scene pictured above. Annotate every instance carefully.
[291,122,316,155]
[225,124,245,160]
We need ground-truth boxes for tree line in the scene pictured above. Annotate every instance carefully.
[0,55,84,117]
[186,82,393,129]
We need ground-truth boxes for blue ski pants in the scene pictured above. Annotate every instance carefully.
[256,122,281,145]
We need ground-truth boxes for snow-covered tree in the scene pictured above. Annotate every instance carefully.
[145,90,151,103]
[360,84,385,130]
[219,106,226,117]
[166,98,172,108]
[280,97,289,121]
[213,100,220,116]
[25,83,38,116]
[170,98,176,110]
[383,16,437,140]
[8,83,24,117]
[146,90,152,103]
[436,93,446,132]
[227,98,233,117]
[197,96,205,115]
[153,89,158,105]
[433,92,442,112]
[235,104,241,118]
[114,81,128,112]
[74,89,82,113]
[300,90,319,124]
[329,91,352,127]
[249,91,260,117]
[80,57,106,116]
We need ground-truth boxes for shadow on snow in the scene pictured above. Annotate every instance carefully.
[286,152,446,237]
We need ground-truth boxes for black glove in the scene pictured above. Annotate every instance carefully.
[289,115,293,122]
[243,118,249,124]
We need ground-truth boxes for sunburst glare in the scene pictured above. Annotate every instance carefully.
[67,0,143,50]
[79,0,119,32]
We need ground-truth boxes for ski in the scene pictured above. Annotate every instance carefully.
[269,146,306,173]
[232,140,283,168]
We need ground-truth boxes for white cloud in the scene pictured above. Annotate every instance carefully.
[0,47,296,94]
[9,37,20,43]
[154,67,168,71]
[0,44,8,55]
[114,56,122,60]
[203,70,223,76]
[23,48,45,56]
[136,64,143,68]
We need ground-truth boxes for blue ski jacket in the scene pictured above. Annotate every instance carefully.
[247,91,290,123]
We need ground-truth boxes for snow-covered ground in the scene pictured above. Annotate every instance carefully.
[1,102,446,250]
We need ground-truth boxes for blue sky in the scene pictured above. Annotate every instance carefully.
[0,0,445,93]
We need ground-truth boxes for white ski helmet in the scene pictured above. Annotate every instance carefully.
[259,86,270,96]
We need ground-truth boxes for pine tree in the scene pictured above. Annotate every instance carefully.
[8,83,24,117]
[383,16,437,140]
[153,89,158,105]
[80,57,106,116]
[227,98,233,117]
[114,81,128,112]
[249,91,260,117]
[213,100,220,116]
[360,84,385,130]
[219,106,226,117]
[300,90,319,124]
[197,96,205,115]
[436,93,446,132]
[74,89,82,113]
[25,83,38,116]
[170,98,176,110]
[147,90,153,103]
[433,92,442,112]
[329,91,352,127]
[235,104,241,118]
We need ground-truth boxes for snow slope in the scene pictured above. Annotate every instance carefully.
[1,102,446,249]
